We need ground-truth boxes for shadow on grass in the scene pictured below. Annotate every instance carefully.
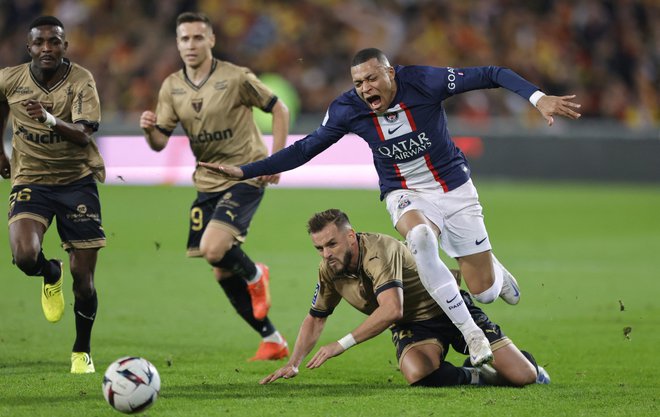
[162,381,468,400]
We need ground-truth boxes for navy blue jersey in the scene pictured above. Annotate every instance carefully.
[241,65,539,199]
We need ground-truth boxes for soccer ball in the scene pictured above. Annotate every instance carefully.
[102,357,161,414]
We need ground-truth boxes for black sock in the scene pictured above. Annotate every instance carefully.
[219,275,275,337]
[72,292,98,353]
[411,361,473,387]
[19,251,60,283]
[520,350,539,374]
[212,246,257,281]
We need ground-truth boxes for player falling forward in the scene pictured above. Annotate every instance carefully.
[140,12,290,360]
[261,209,550,387]
[201,47,581,366]
[0,16,105,373]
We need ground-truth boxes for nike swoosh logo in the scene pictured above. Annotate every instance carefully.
[387,124,403,134]
[446,294,458,303]
[475,237,487,245]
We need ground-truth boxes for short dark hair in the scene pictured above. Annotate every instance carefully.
[351,48,390,67]
[29,16,64,30]
[307,209,352,234]
[176,11,212,28]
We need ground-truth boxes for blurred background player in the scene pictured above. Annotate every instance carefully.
[201,47,581,366]
[139,12,289,360]
[0,16,105,373]
[261,209,549,387]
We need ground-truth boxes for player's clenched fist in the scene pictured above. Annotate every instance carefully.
[139,111,157,131]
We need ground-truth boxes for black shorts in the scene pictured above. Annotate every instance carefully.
[186,183,264,257]
[8,175,106,250]
[390,291,509,364]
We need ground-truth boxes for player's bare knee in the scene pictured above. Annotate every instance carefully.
[200,243,229,265]
[72,276,95,299]
[12,250,40,274]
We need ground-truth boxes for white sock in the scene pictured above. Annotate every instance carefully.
[407,224,480,336]
[472,253,504,304]
[263,331,284,344]
[245,264,263,284]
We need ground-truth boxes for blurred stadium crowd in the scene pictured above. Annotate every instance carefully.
[1,0,658,131]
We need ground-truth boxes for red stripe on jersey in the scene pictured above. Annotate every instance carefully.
[400,103,417,131]
[371,114,385,141]
[393,164,408,189]
[424,153,448,192]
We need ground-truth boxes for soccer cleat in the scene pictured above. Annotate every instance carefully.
[476,363,499,385]
[41,260,64,323]
[536,366,551,384]
[465,329,493,367]
[495,257,520,305]
[249,340,289,362]
[247,263,272,320]
[71,352,95,374]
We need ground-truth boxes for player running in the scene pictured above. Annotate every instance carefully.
[140,12,290,361]
[0,16,105,373]
[201,47,581,367]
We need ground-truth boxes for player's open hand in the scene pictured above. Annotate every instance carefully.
[259,364,299,384]
[536,95,581,126]
[197,161,244,179]
[306,342,345,369]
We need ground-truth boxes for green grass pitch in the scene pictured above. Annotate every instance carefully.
[0,180,658,417]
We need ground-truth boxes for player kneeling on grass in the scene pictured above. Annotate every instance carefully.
[260,209,549,387]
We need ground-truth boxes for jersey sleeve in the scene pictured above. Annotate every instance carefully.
[0,69,7,102]
[71,70,101,131]
[439,65,540,100]
[240,98,349,178]
[238,68,277,112]
[154,77,179,136]
[363,238,404,297]
[309,267,343,318]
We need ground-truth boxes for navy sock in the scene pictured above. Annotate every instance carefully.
[19,251,60,283]
[411,361,473,387]
[212,246,257,281]
[219,275,275,337]
[72,292,98,353]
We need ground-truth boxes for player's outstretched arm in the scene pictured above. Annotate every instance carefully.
[260,314,327,385]
[306,287,404,369]
[198,161,244,179]
[535,94,582,126]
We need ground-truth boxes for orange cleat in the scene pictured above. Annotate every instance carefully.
[249,340,289,362]
[247,263,272,320]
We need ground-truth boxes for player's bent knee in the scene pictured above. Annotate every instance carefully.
[13,251,41,275]
[406,224,436,253]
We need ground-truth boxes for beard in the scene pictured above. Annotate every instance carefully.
[327,249,353,275]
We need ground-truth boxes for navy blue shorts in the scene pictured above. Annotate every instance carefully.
[8,175,105,250]
[390,291,509,364]
[186,183,264,257]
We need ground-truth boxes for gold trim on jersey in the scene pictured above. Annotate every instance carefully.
[183,59,218,90]
[28,59,73,94]
[398,339,444,368]
[8,213,50,227]
[186,247,202,258]
[62,238,106,250]
[207,219,246,242]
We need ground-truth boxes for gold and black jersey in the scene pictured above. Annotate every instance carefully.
[0,59,104,185]
[310,233,443,324]
[155,59,276,192]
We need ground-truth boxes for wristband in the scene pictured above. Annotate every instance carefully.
[529,91,546,107]
[337,333,357,351]
[43,112,57,128]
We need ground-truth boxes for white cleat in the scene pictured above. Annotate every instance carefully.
[536,366,551,384]
[465,329,493,367]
